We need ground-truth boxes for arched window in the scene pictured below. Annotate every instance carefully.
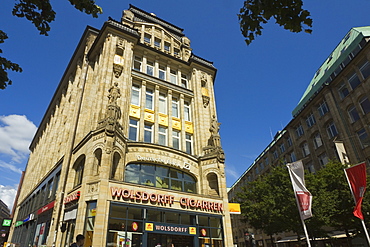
[207,173,219,196]
[73,155,85,187]
[111,152,121,180]
[124,163,196,193]
[93,149,102,176]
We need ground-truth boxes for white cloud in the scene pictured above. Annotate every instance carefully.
[0,184,18,211]
[0,115,37,162]
[0,160,22,174]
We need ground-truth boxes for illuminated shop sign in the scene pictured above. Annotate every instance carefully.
[136,155,191,170]
[15,221,23,227]
[111,187,224,213]
[64,191,80,204]
[145,222,197,235]
[37,201,55,215]
[23,214,34,223]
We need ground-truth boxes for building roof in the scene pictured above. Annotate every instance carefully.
[128,4,184,37]
[292,26,370,117]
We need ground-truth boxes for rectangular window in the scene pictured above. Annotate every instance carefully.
[185,134,192,154]
[159,65,166,80]
[302,142,310,157]
[360,97,370,114]
[144,123,153,143]
[279,143,285,153]
[145,89,154,110]
[184,101,191,121]
[348,105,360,123]
[313,133,323,149]
[338,82,349,99]
[172,97,179,118]
[287,137,292,147]
[357,128,369,148]
[129,119,139,141]
[174,48,180,56]
[181,74,188,88]
[306,113,316,128]
[159,93,167,114]
[146,61,154,76]
[154,38,161,48]
[133,56,142,71]
[318,101,329,116]
[359,59,370,79]
[265,158,269,166]
[327,122,338,139]
[348,71,361,90]
[296,125,304,138]
[319,153,329,166]
[164,42,171,52]
[273,150,278,159]
[172,130,180,149]
[144,33,151,44]
[158,126,167,146]
[131,84,140,106]
[290,152,297,162]
[306,162,315,173]
[170,69,177,84]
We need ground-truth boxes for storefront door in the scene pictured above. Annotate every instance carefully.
[148,233,194,247]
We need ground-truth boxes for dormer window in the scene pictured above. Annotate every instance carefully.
[164,42,170,52]
[154,38,161,48]
[144,33,151,44]
[174,48,180,56]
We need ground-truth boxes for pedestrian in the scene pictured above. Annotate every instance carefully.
[70,234,85,247]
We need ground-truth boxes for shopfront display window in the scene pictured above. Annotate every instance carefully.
[107,203,224,247]
[85,201,97,247]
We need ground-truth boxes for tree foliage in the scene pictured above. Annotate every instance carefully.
[238,0,313,45]
[237,160,370,241]
[237,165,302,237]
[0,0,102,89]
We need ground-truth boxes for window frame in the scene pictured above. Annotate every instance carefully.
[129,118,139,141]
[131,84,141,106]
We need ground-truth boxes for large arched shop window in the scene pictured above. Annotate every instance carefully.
[73,155,85,187]
[124,163,196,193]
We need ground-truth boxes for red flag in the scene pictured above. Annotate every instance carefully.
[345,162,367,220]
[287,161,313,220]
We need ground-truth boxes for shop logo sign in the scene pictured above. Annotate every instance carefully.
[189,227,197,235]
[145,223,197,235]
[145,223,154,231]
[136,155,191,170]
[2,219,11,227]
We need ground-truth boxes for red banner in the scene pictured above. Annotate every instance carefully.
[345,162,367,220]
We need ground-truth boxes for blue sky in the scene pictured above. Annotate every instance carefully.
[1,0,370,209]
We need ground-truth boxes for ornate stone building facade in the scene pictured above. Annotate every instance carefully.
[8,5,232,247]
[228,26,370,247]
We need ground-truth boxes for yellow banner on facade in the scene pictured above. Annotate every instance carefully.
[229,203,241,214]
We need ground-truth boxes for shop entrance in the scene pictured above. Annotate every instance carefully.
[148,233,194,247]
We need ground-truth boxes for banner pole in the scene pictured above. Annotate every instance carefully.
[344,167,370,246]
[292,190,311,247]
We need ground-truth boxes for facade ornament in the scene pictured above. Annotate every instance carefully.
[98,82,123,134]
[113,63,123,78]
[202,95,210,108]
[203,115,225,163]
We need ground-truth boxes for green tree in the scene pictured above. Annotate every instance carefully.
[0,0,102,89]
[238,0,313,45]
[237,160,370,245]
[237,165,303,242]
[307,161,370,242]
